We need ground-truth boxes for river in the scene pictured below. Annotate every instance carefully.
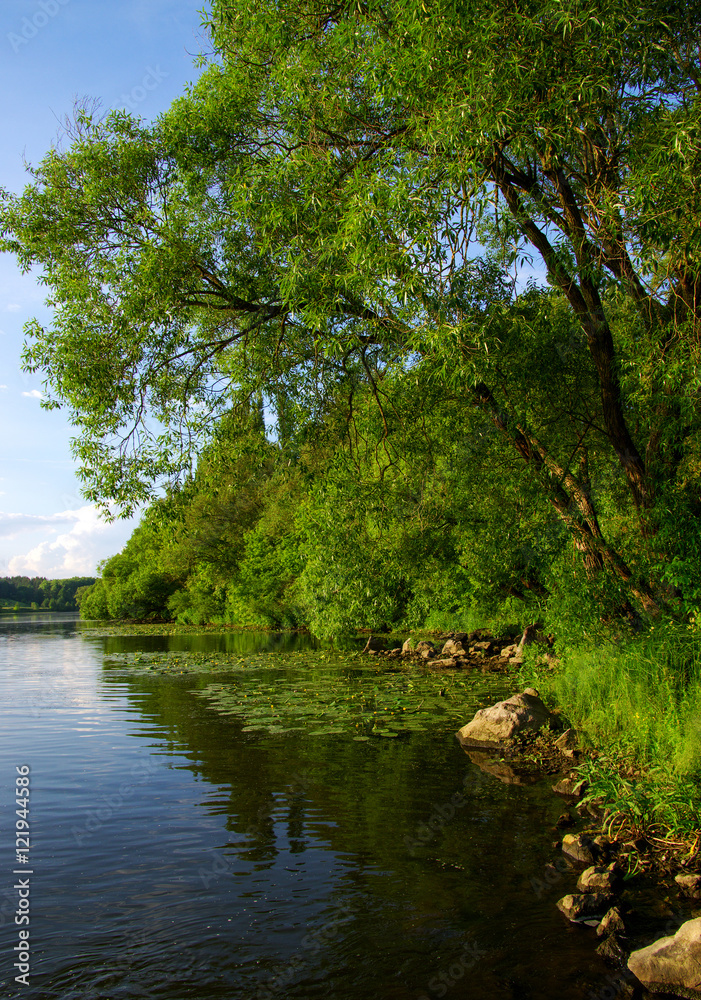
[0,613,616,998]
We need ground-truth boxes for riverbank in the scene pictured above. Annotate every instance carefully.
[522,621,701,872]
[399,629,701,997]
[356,622,701,879]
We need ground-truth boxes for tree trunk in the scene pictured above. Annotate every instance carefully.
[473,382,659,615]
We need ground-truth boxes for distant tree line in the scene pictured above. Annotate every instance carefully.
[0,576,96,611]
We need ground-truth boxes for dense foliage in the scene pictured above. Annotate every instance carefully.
[0,576,96,611]
[3,0,701,635]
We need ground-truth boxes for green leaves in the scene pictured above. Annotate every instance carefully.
[3,0,701,620]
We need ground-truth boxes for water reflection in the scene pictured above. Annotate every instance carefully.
[97,627,325,657]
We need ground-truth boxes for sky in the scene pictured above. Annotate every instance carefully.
[0,0,206,579]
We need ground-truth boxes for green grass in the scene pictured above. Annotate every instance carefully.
[524,621,701,848]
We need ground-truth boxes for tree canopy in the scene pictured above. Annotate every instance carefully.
[3,0,701,628]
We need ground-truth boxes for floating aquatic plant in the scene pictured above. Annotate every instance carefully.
[103,647,510,737]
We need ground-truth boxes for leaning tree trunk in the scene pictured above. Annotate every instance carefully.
[473,382,659,615]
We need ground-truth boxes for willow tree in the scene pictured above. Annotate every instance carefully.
[2,0,700,615]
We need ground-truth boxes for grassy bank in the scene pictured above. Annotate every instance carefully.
[526,623,701,863]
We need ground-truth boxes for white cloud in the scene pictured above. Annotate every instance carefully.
[21,389,43,399]
[6,506,116,577]
[0,510,84,539]
[6,303,21,312]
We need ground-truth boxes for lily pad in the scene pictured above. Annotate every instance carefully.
[104,644,511,738]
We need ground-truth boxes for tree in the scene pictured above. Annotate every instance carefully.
[2,0,701,617]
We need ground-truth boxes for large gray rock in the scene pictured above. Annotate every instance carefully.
[456,690,553,744]
[401,638,414,655]
[627,917,701,997]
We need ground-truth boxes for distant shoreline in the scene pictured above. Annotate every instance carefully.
[0,607,79,614]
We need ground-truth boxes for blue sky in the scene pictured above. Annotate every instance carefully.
[0,0,206,578]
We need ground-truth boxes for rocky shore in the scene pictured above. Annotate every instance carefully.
[361,630,701,999]
[457,689,701,999]
[361,625,551,672]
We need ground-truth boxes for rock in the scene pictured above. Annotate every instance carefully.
[562,833,599,865]
[554,728,578,751]
[415,641,436,659]
[555,812,575,828]
[556,892,614,923]
[362,636,385,654]
[627,917,701,996]
[456,690,554,744]
[593,834,612,856]
[441,638,466,656]
[676,874,701,898]
[577,864,621,894]
[401,638,414,655]
[428,657,458,669]
[499,643,518,659]
[597,907,627,938]
[441,631,468,643]
[596,933,626,963]
[552,776,587,800]
[472,640,494,653]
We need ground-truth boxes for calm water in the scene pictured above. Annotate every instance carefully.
[0,614,616,999]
